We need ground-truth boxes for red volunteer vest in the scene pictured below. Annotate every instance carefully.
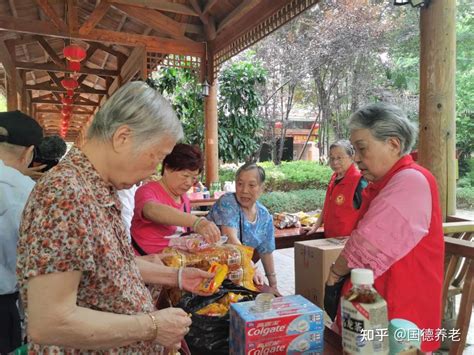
[339,155,444,352]
[323,164,362,238]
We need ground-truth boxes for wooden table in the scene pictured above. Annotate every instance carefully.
[324,327,343,353]
[274,227,324,249]
[189,197,217,208]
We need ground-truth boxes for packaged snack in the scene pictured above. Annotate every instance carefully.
[199,262,229,293]
[196,302,229,316]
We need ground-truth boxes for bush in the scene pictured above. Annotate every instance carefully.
[219,161,332,192]
[259,189,326,214]
[457,187,474,210]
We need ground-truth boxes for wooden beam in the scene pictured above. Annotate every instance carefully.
[0,40,15,74]
[0,15,204,56]
[188,0,216,40]
[419,0,456,219]
[15,61,119,77]
[37,108,93,114]
[67,0,78,33]
[26,83,107,95]
[203,0,219,15]
[34,0,68,32]
[89,29,204,56]
[78,1,111,35]
[217,0,260,35]
[204,81,218,186]
[108,0,198,16]
[34,35,64,68]
[213,0,299,53]
[113,3,189,41]
[32,98,99,107]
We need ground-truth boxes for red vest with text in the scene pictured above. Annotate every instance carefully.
[323,164,362,238]
[340,155,444,351]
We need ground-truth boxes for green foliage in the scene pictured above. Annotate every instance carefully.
[147,67,204,148]
[219,160,333,191]
[218,58,267,162]
[456,1,474,176]
[457,187,474,210]
[259,189,326,214]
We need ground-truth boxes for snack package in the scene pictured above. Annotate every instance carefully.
[162,244,256,291]
[273,212,301,229]
[196,302,229,316]
[199,262,229,293]
[168,234,228,252]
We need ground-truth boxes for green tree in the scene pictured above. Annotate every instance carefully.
[218,58,267,162]
[147,67,204,148]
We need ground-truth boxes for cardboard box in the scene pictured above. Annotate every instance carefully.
[230,295,324,355]
[294,237,347,309]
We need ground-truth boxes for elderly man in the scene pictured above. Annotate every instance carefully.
[0,110,43,354]
[17,82,219,353]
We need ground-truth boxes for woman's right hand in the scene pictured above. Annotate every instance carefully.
[195,219,221,243]
[152,308,191,347]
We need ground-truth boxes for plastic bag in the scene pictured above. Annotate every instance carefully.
[178,280,259,355]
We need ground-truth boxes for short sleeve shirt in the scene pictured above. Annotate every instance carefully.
[206,193,275,254]
[131,181,191,254]
[17,146,160,354]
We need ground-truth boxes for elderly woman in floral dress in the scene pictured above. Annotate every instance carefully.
[17,82,214,353]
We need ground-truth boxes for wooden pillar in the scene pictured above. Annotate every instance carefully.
[418,0,456,220]
[6,71,18,111]
[204,81,218,187]
[20,70,28,113]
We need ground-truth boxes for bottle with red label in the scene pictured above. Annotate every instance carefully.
[341,268,389,354]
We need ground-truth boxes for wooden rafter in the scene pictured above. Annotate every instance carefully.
[112,4,190,41]
[37,108,93,114]
[34,35,64,68]
[78,1,111,35]
[15,62,119,77]
[92,42,127,63]
[26,83,107,95]
[32,98,99,107]
[203,0,219,15]
[0,15,204,56]
[67,0,79,33]
[34,0,68,32]
[217,0,261,34]
[188,0,216,40]
[108,0,198,17]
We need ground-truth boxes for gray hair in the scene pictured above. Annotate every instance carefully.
[348,102,417,155]
[87,81,183,149]
[235,162,266,184]
[329,139,355,157]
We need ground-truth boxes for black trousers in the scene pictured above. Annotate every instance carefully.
[0,292,21,355]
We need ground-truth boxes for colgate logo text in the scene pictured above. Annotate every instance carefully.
[248,325,286,337]
[248,345,286,355]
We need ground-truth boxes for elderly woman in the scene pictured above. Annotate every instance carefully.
[17,82,214,353]
[206,163,278,290]
[131,143,220,255]
[325,103,444,352]
[308,139,367,238]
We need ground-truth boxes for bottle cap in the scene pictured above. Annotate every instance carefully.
[351,268,374,285]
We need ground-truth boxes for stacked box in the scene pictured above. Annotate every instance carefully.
[230,295,324,355]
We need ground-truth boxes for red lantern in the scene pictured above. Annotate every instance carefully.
[61,96,74,105]
[61,77,79,90]
[63,44,86,62]
[275,121,283,129]
[67,61,81,72]
[66,89,74,97]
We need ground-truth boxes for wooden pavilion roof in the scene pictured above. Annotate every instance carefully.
[0,0,317,142]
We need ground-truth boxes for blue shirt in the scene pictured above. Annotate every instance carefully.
[207,193,275,254]
[0,160,35,295]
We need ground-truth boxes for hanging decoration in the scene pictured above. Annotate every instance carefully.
[61,77,79,91]
[63,44,86,62]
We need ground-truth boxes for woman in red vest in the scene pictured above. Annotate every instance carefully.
[325,103,444,352]
[309,140,367,238]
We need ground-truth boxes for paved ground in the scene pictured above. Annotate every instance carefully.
[256,245,474,354]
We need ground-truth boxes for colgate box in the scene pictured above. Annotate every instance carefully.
[230,295,324,355]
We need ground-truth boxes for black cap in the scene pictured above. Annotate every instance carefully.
[0,110,43,147]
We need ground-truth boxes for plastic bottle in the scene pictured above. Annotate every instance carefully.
[341,268,389,354]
